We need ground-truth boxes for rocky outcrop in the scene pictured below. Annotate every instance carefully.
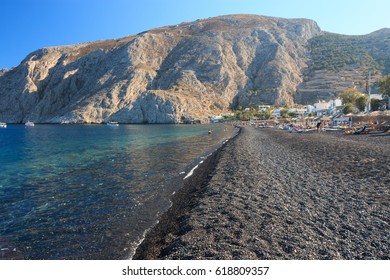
[0,69,7,77]
[0,14,322,123]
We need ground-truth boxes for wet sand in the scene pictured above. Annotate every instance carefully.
[133,127,389,260]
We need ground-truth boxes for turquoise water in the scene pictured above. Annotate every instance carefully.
[0,124,235,259]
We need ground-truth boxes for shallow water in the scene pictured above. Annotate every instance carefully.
[0,124,234,259]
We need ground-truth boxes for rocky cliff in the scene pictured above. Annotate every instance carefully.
[0,14,322,123]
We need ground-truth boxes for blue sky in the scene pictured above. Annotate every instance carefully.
[1,0,389,69]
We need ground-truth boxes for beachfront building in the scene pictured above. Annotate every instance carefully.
[313,98,343,116]
[329,98,343,115]
[314,100,331,116]
[306,105,316,114]
[210,115,223,123]
[331,98,343,108]
[271,108,282,118]
[370,93,383,100]
[288,107,308,117]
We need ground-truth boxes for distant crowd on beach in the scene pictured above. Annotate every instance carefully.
[225,115,389,136]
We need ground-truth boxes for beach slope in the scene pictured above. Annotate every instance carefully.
[134,127,389,259]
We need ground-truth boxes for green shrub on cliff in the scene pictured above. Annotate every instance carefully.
[308,33,382,71]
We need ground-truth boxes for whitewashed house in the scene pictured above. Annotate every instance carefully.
[314,99,343,116]
[314,100,331,116]
[369,93,383,100]
[210,116,223,123]
[306,105,315,114]
[288,107,307,116]
[271,108,282,118]
[329,98,343,115]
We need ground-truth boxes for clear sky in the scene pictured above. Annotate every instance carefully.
[1,0,389,69]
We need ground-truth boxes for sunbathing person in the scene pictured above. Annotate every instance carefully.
[345,124,368,135]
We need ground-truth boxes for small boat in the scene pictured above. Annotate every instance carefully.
[25,121,35,127]
[107,121,119,127]
[0,113,6,128]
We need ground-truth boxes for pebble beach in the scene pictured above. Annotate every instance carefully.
[133,127,389,260]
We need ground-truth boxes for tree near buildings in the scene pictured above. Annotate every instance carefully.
[340,88,361,104]
[280,109,290,118]
[343,103,357,114]
[378,74,390,97]
[356,95,368,111]
[263,107,273,119]
[340,88,368,112]
[370,98,382,111]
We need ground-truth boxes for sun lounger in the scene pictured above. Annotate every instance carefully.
[345,125,369,135]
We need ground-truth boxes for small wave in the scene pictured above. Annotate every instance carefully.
[184,159,206,179]
[183,164,199,180]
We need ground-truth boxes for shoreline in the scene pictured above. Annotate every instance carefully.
[133,127,389,260]
[132,127,241,259]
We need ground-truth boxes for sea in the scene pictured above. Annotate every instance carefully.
[0,123,236,259]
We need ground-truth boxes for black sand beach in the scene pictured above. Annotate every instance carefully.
[133,127,389,260]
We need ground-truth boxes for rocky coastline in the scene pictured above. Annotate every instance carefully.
[133,127,389,260]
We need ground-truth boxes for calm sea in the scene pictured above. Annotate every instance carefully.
[0,124,236,259]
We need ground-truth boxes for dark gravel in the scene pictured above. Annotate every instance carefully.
[133,127,389,260]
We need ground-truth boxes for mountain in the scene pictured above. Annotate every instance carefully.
[296,29,390,104]
[0,15,321,123]
[0,14,388,123]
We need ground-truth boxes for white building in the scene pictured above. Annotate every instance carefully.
[314,100,331,111]
[329,98,343,115]
[271,109,282,118]
[258,105,271,112]
[288,107,307,116]
[210,116,223,123]
[330,98,343,108]
[314,100,331,116]
[306,105,315,113]
[369,94,383,100]
[313,98,343,116]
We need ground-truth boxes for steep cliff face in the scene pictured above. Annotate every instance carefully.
[0,14,321,123]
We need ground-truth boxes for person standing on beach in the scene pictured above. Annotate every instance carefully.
[316,121,322,133]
